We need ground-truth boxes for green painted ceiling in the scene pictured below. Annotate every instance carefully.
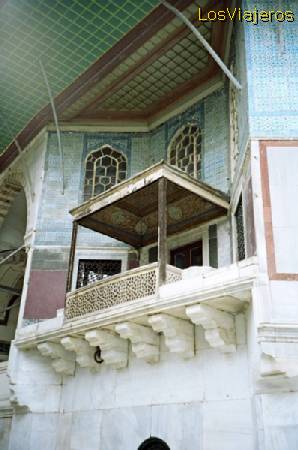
[0,0,159,153]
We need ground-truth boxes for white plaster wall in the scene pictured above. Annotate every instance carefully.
[0,362,12,450]
[267,146,298,274]
[0,191,27,251]
[217,219,231,267]
[0,362,10,410]
[270,280,298,323]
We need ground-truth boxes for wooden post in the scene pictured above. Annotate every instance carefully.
[66,221,78,293]
[158,177,167,286]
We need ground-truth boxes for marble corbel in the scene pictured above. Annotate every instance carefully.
[60,336,99,370]
[186,304,236,353]
[37,342,76,376]
[148,314,194,359]
[259,324,298,379]
[115,322,159,364]
[85,329,128,369]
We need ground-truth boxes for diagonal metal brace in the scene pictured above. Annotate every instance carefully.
[161,0,242,90]
[39,59,65,194]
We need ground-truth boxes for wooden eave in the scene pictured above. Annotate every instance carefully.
[70,162,229,248]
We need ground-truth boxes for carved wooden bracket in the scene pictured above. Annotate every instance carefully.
[115,322,159,364]
[148,314,194,359]
[85,329,128,369]
[186,304,236,353]
[60,336,98,370]
[36,342,76,376]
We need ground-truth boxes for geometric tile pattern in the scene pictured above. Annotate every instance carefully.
[96,24,211,112]
[0,0,159,153]
[60,2,206,120]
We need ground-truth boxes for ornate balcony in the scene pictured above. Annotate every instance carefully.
[65,263,182,320]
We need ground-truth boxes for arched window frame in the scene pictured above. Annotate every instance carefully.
[83,145,127,201]
[167,123,202,180]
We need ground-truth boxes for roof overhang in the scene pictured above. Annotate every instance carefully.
[0,0,232,173]
[70,162,229,248]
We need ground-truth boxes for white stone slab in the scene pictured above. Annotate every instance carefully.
[151,402,201,450]
[200,346,249,401]
[71,410,102,450]
[0,417,12,450]
[100,406,151,450]
[29,413,59,450]
[202,399,254,450]
[8,413,32,450]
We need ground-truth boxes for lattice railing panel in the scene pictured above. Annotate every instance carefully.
[65,264,182,320]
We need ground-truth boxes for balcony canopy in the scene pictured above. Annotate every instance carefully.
[70,161,229,248]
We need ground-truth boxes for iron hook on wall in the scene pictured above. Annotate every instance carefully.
[94,345,104,364]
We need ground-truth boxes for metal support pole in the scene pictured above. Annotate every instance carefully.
[39,59,65,194]
[66,221,78,293]
[158,177,167,286]
[161,0,242,90]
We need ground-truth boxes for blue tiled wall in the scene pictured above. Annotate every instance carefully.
[233,20,250,158]
[244,0,298,137]
[35,87,229,249]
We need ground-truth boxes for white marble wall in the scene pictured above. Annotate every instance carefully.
[7,315,258,450]
[256,392,298,450]
[6,279,298,449]
[0,417,12,450]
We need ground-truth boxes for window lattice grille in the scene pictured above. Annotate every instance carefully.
[168,124,201,179]
[84,146,127,201]
[236,197,245,261]
[76,259,121,288]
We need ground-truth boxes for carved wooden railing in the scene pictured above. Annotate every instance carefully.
[65,263,182,320]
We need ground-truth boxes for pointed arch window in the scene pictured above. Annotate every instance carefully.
[84,146,127,201]
[168,124,202,179]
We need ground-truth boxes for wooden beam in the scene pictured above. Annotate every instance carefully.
[79,216,141,248]
[0,285,21,296]
[142,205,225,246]
[66,221,78,293]
[158,177,167,286]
